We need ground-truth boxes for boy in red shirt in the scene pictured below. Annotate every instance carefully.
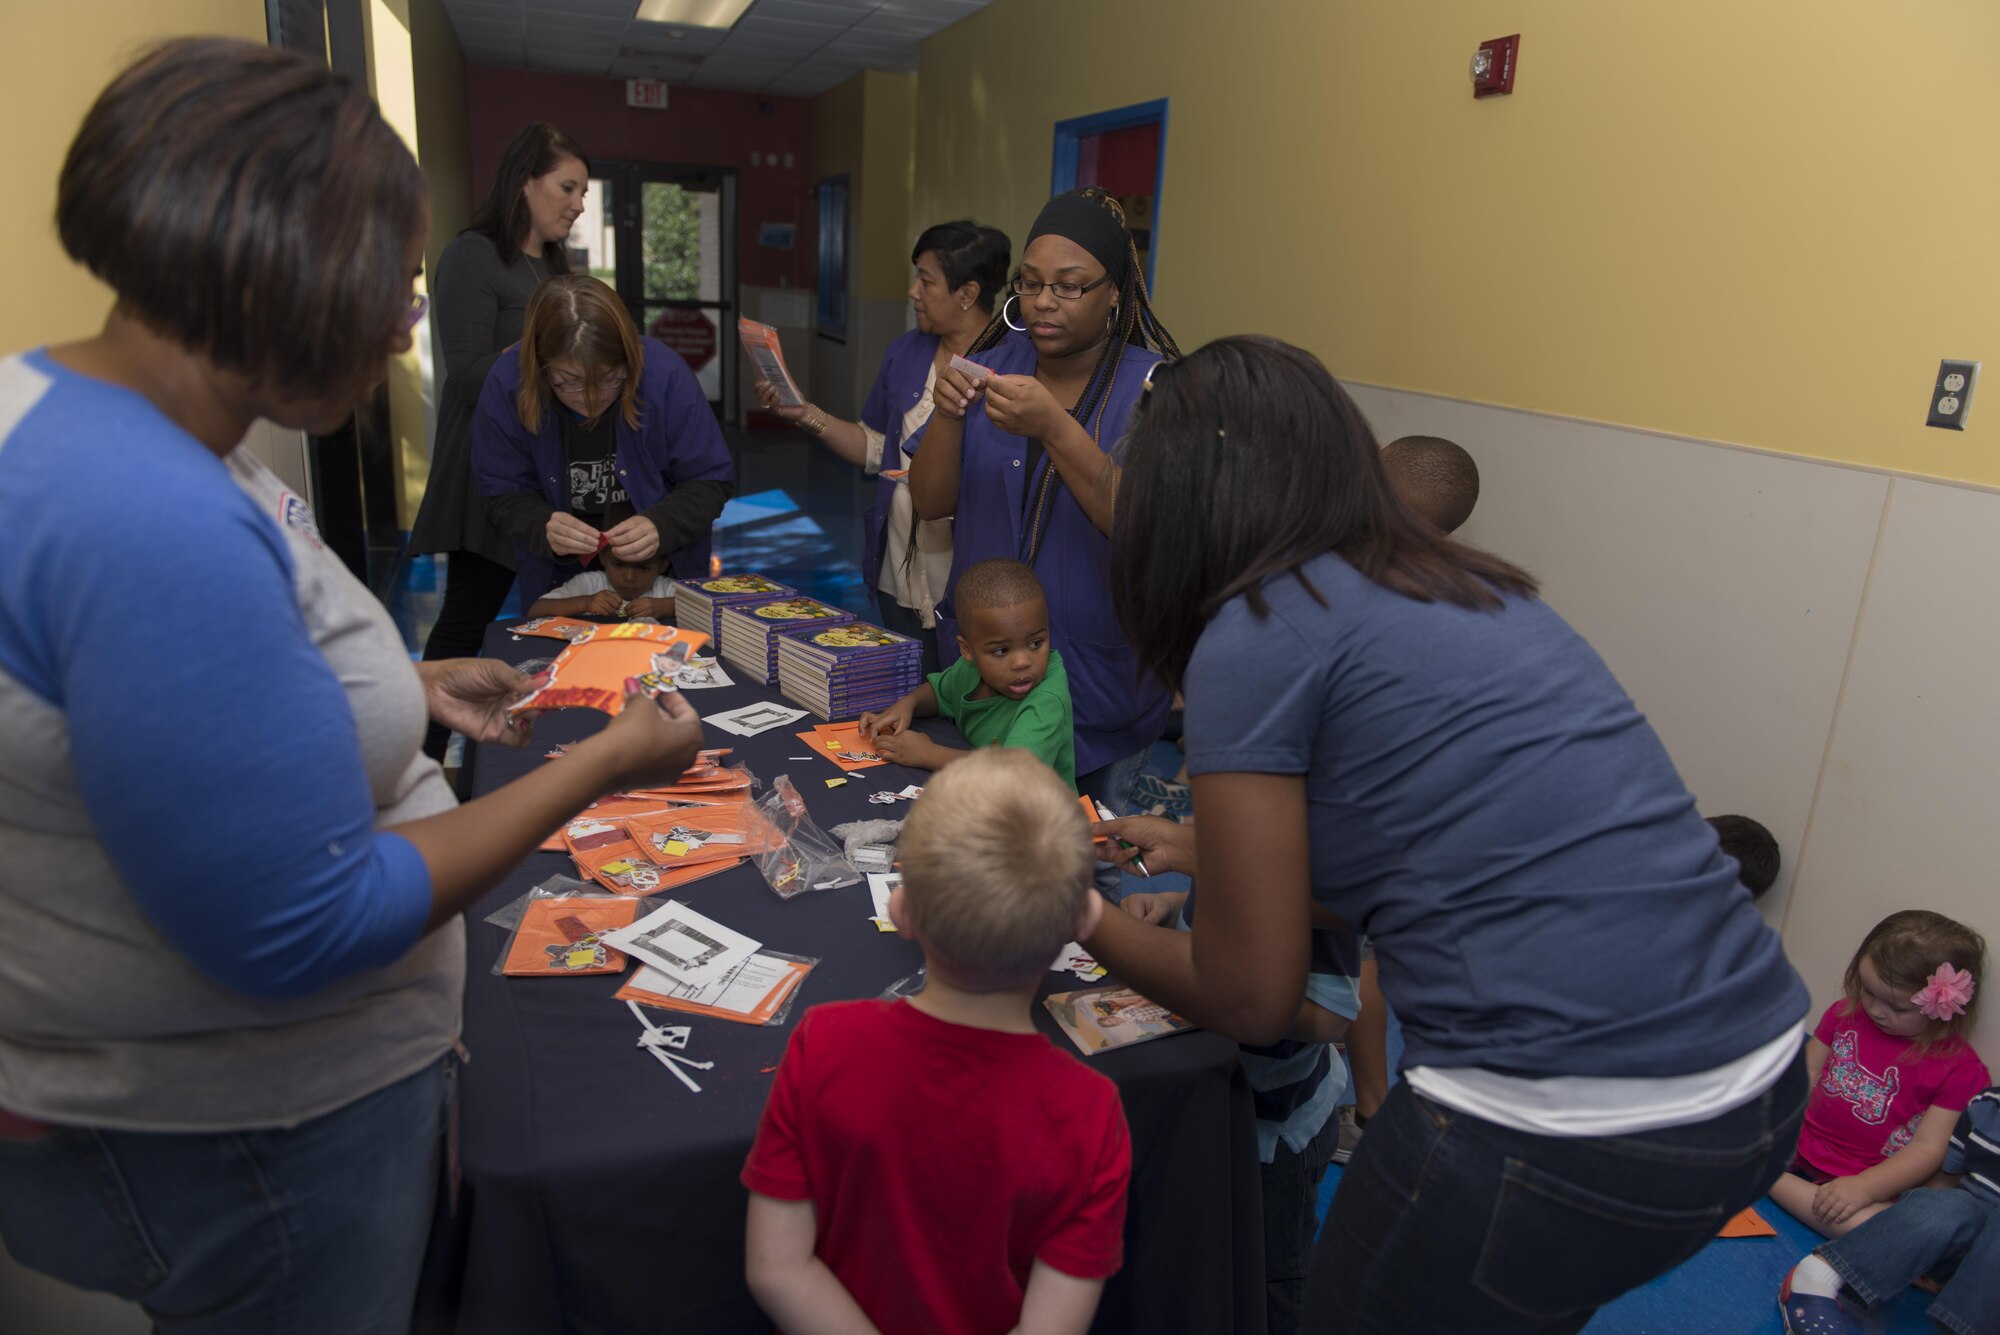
[742,748,1130,1335]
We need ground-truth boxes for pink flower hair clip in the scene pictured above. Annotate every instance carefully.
[1910,963,1976,1022]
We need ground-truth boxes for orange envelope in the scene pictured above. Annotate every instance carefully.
[799,722,886,772]
[508,616,601,642]
[510,623,711,717]
[625,805,781,869]
[615,954,813,1025]
[500,897,642,976]
[1717,1207,1777,1238]
[562,816,742,894]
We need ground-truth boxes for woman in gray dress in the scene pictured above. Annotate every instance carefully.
[410,121,590,757]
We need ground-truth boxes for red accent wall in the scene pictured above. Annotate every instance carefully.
[464,67,816,289]
[1078,122,1159,198]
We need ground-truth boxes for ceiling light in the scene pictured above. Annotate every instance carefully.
[634,0,755,28]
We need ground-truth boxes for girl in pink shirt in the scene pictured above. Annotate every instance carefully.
[1771,910,1988,1237]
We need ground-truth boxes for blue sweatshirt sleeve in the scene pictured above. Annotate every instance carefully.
[40,486,434,999]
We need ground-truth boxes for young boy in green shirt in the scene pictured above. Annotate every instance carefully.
[859,559,1075,787]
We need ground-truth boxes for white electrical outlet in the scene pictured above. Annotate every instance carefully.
[1927,360,1979,431]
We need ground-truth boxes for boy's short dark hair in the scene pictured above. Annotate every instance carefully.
[1706,814,1780,898]
[954,559,1045,618]
[1381,435,1480,534]
[57,38,425,403]
[604,547,671,571]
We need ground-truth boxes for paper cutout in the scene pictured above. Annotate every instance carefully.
[616,949,814,1026]
[510,616,600,643]
[948,353,994,387]
[1717,1207,1777,1238]
[602,900,760,989]
[796,722,885,771]
[625,805,778,870]
[500,897,641,976]
[579,530,611,569]
[826,778,846,788]
[1049,942,1108,982]
[509,622,711,717]
[706,701,809,737]
[1044,986,1196,1056]
[565,819,742,895]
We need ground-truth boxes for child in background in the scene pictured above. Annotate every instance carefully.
[1709,813,1782,900]
[1780,1082,2000,1335]
[1380,434,1479,534]
[743,749,1128,1335]
[1120,842,1359,1335]
[1769,910,1988,1238]
[528,547,674,621]
[859,558,1075,787]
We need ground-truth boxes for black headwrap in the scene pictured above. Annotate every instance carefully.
[1025,190,1129,286]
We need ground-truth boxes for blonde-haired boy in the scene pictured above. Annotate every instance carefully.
[743,749,1130,1335]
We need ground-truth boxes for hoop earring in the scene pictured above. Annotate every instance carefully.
[1002,294,1027,333]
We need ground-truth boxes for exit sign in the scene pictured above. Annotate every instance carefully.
[626,79,669,110]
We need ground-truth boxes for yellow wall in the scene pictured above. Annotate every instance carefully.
[2,0,268,356]
[815,70,917,301]
[409,0,471,271]
[915,0,2000,485]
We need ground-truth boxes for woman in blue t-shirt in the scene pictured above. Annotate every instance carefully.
[1084,335,1811,1333]
[908,187,1179,814]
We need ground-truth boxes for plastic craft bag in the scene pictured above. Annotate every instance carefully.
[483,872,610,932]
[490,894,643,976]
[753,775,861,899]
[879,967,927,1001]
[829,817,902,871]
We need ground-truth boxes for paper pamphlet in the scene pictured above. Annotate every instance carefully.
[616,950,815,1025]
[1043,986,1196,1057]
[740,318,804,407]
[601,900,760,989]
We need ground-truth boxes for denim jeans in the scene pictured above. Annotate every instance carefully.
[0,1058,448,1335]
[1077,747,1149,900]
[1265,1110,1343,1335]
[1817,1185,1998,1335]
[1305,1052,1808,1334]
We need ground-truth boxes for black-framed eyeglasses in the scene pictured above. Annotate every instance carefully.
[548,368,629,396]
[1011,274,1115,301]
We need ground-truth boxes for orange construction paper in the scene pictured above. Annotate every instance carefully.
[615,955,813,1025]
[509,616,601,642]
[799,722,886,771]
[1718,1207,1777,1238]
[500,897,642,976]
[625,805,781,869]
[562,815,741,895]
[511,623,710,717]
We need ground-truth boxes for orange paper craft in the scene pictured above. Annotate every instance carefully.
[615,955,812,1025]
[500,897,642,976]
[624,805,781,869]
[510,622,710,716]
[539,795,713,851]
[509,616,601,642]
[798,722,886,772]
[562,816,741,895]
[1717,1207,1777,1238]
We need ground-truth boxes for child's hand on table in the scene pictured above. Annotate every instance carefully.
[872,729,945,770]
[859,699,915,740]
[625,596,671,621]
[584,589,624,617]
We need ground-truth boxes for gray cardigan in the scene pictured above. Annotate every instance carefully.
[408,231,548,562]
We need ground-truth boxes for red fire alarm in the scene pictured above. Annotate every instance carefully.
[1472,34,1519,98]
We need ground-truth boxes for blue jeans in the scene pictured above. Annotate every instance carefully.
[1305,1052,1807,1334]
[0,1058,448,1334]
[1818,1186,1998,1335]
[1077,747,1149,900]
[1265,1110,1343,1335]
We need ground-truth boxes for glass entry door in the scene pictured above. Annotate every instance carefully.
[582,162,737,418]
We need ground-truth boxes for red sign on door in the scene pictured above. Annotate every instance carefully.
[650,308,717,375]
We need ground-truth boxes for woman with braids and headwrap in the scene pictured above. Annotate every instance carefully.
[908,187,1179,820]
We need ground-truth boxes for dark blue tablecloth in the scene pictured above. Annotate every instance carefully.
[415,621,1264,1334]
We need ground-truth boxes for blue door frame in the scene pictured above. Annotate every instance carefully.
[1050,97,1169,292]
